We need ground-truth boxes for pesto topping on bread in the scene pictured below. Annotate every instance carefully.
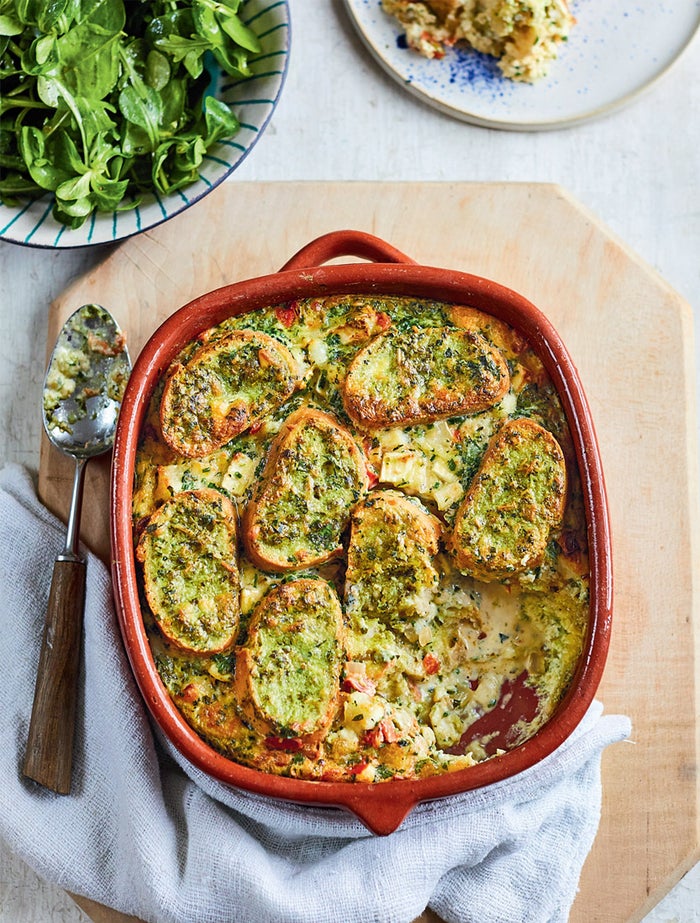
[160,329,301,458]
[343,326,510,429]
[449,418,567,581]
[136,489,240,654]
[345,489,441,624]
[244,406,368,571]
[235,578,344,739]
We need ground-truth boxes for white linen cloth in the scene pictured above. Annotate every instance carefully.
[0,464,630,923]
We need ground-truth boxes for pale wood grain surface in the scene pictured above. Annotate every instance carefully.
[37,181,699,923]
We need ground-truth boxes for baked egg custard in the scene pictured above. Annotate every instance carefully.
[133,295,589,781]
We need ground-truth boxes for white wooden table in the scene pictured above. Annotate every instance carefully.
[1,4,698,920]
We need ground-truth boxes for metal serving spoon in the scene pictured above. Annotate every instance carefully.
[23,304,130,794]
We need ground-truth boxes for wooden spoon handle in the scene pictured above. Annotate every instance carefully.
[23,557,86,794]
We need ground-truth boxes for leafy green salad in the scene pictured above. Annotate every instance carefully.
[0,0,261,228]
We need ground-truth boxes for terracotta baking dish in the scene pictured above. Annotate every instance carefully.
[110,229,612,835]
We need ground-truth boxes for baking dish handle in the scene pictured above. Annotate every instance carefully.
[279,230,416,272]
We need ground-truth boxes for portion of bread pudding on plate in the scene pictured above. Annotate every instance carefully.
[382,0,575,82]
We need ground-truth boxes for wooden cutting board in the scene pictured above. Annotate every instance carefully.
[40,182,700,923]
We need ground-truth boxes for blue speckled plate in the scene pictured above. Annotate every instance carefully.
[0,0,290,249]
[344,0,700,129]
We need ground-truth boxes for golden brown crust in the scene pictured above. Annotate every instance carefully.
[448,418,567,582]
[243,406,369,571]
[342,326,510,430]
[160,329,301,458]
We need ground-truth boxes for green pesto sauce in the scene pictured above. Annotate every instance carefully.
[249,587,342,734]
[255,422,364,561]
[164,332,297,451]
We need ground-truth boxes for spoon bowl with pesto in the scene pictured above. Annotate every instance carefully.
[23,304,130,794]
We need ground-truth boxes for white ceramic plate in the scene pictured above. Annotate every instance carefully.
[344,0,700,129]
[0,0,290,248]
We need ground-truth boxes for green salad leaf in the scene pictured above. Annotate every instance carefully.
[0,0,261,228]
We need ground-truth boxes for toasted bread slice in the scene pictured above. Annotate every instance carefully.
[449,304,548,385]
[176,688,257,763]
[449,305,529,357]
[160,329,301,457]
[136,489,240,654]
[449,418,567,582]
[243,406,369,571]
[342,326,510,429]
[234,578,344,743]
[345,489,441,622]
